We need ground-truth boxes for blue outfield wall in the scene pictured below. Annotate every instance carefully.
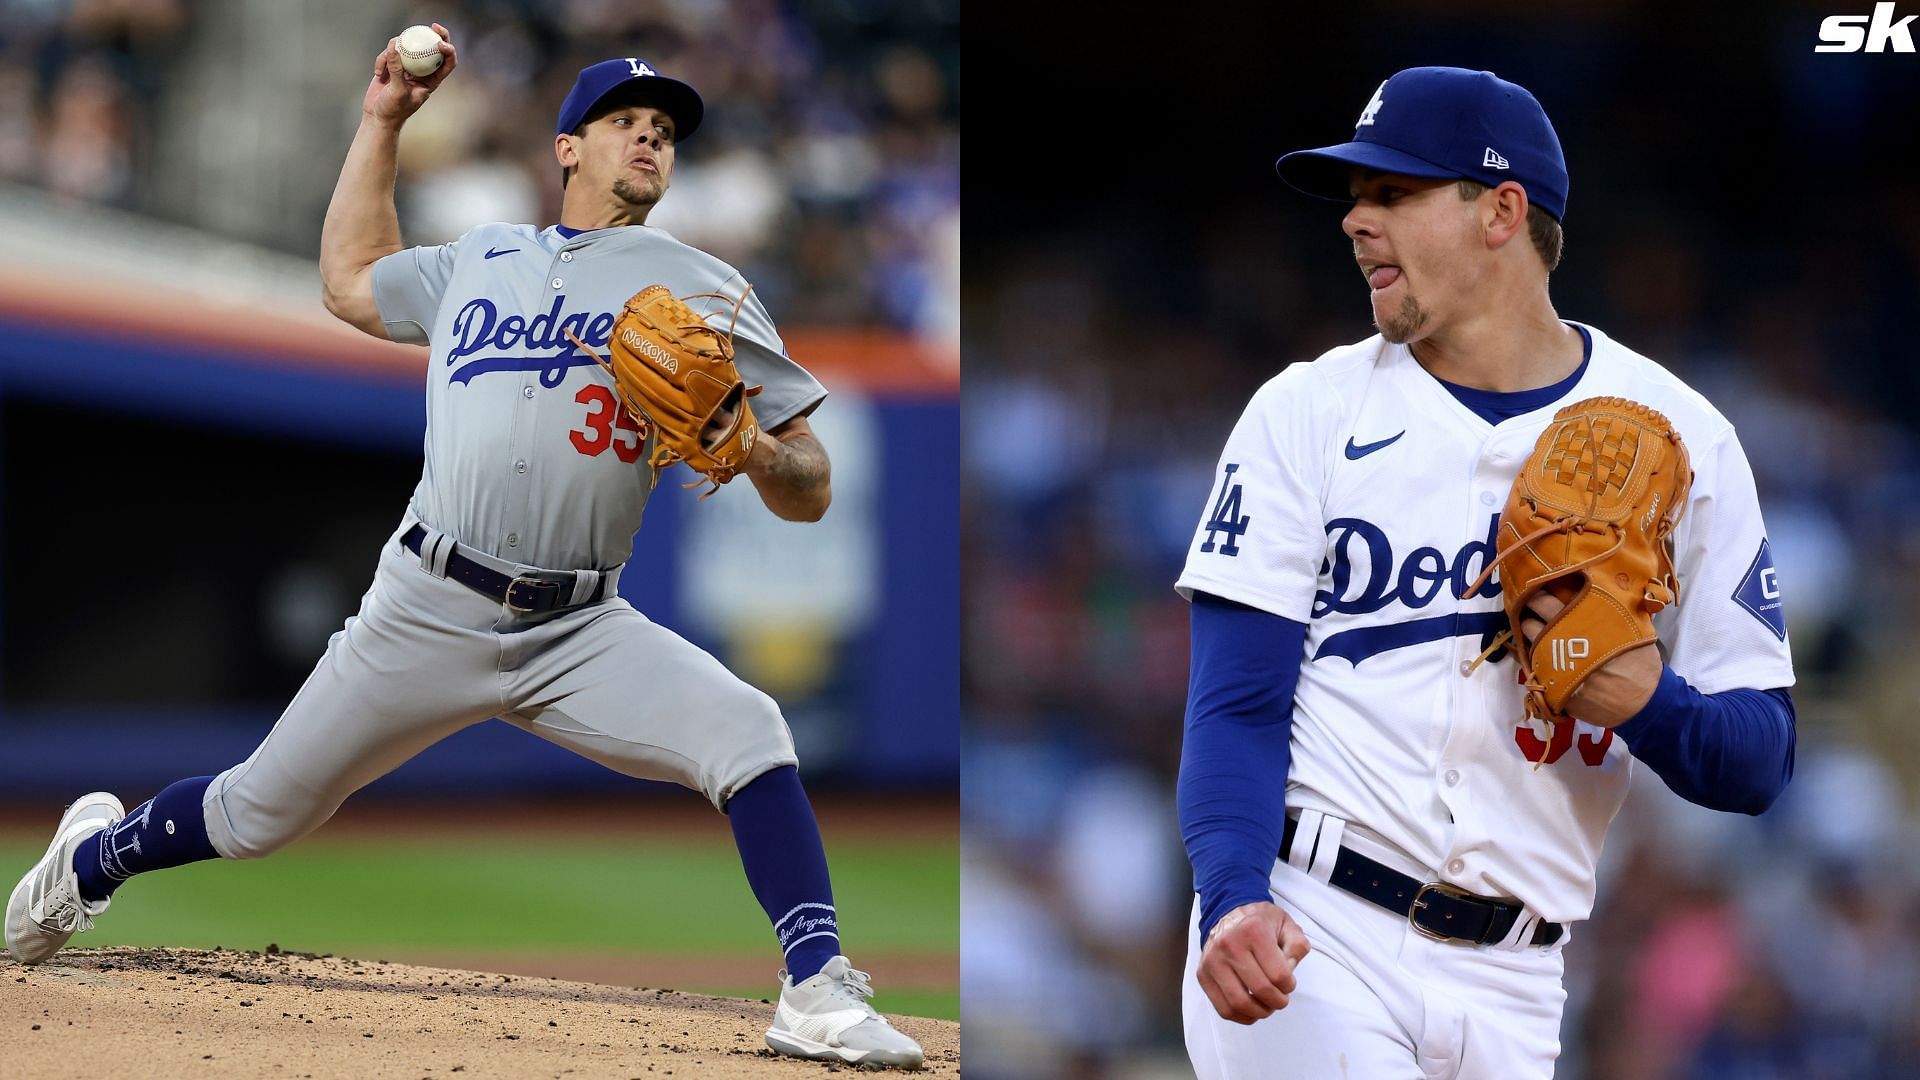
[0,315,958,797]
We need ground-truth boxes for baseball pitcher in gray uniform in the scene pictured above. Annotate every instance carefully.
[4,25,925,1069]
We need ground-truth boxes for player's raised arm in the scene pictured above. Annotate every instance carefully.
[319,23,457,338]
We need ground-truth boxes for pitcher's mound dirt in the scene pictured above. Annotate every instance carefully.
[2,947,959,1078]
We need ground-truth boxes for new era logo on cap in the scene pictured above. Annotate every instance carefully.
[1483,147,1509,169]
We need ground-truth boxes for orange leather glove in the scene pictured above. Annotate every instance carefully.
[1476,397,1694,756]
[566,284,763,497]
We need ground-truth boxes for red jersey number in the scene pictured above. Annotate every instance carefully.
[570,385,645,464]
[1514,719,1614,767]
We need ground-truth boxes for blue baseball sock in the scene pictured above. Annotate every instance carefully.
[72,776,220,904]
[726,765,839,983]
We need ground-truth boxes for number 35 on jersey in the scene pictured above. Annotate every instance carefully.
[1199,463,1251,557]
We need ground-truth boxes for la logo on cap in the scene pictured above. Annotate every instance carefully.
[1357,80,1386,128]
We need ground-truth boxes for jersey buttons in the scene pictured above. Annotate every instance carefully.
[1446,858,1465,876]
[1444,769,1461,787]
[1480,491,1496,506]
[506,533,519,547]
[515,460,527,474]
[559,251,574,262]
[551,277,564,289]
[522,386,536,399]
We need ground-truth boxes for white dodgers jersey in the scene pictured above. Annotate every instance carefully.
[1176,324,1794,922]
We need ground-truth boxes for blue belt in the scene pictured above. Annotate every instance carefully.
[1281,816,1564,947]
[401,524,608,614]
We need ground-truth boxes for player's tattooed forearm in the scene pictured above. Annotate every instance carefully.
[768,431,830,493]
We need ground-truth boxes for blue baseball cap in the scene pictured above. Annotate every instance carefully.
[556,58,704,141]
[1276,67,1568,221]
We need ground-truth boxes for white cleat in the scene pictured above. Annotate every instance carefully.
[5,792,124,965]
[766,955,926,1069]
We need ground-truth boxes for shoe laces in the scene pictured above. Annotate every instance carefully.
[37,874,91,934]
[823,963,878,1014]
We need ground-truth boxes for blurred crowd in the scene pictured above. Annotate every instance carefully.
[0,0,182,205]
[962,44,1920,1080]
[0,0,958,344]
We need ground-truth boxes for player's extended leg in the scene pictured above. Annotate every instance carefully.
[725,764,842,981]
[497,602,923,1069]
[6,534,510,964]
[62,776,223,919]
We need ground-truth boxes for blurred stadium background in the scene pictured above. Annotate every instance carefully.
[0,0,957,1017]
[964,2,1920,1076]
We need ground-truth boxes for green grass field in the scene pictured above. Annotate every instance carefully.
[0,828,959,1019]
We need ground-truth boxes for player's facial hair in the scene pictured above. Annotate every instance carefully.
[1378,292,1429,344]
[612,174,661,209]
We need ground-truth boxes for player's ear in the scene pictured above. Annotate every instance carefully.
[555,132,579,170]
[1484,181,1530,252]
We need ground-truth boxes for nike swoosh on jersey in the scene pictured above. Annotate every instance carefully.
[484,247,520,259]
[1344,431,1406,460]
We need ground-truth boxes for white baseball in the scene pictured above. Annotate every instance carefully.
[396,25,444,78]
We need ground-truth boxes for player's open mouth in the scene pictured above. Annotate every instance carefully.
[629,158,658,173]
[1365,264,1402,291]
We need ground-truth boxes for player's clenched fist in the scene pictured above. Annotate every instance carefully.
[1196,901,1312,1025]
[1517,590,1661,728]
[363,22,457,126]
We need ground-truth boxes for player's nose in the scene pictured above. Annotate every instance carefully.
[1342,205,1379,241]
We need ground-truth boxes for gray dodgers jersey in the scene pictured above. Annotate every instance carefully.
[371,222,827,571]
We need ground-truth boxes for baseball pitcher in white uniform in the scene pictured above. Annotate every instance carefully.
[4,26,923,1069]
[1176,67,1795,1080]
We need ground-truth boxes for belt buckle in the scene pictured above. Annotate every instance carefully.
[504,575,559,613]
[1408,881,1478,943]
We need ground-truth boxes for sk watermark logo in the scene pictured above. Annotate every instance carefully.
[1817,2,1917,51]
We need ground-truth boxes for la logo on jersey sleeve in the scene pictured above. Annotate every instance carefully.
[1732,538,1787,641]
[1199,463,1251,556]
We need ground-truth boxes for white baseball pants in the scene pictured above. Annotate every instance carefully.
[1183,830,1568,1080]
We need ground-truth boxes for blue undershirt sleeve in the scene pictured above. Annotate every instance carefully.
[1613,665,1796,816]
[1177,591,1307,945]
